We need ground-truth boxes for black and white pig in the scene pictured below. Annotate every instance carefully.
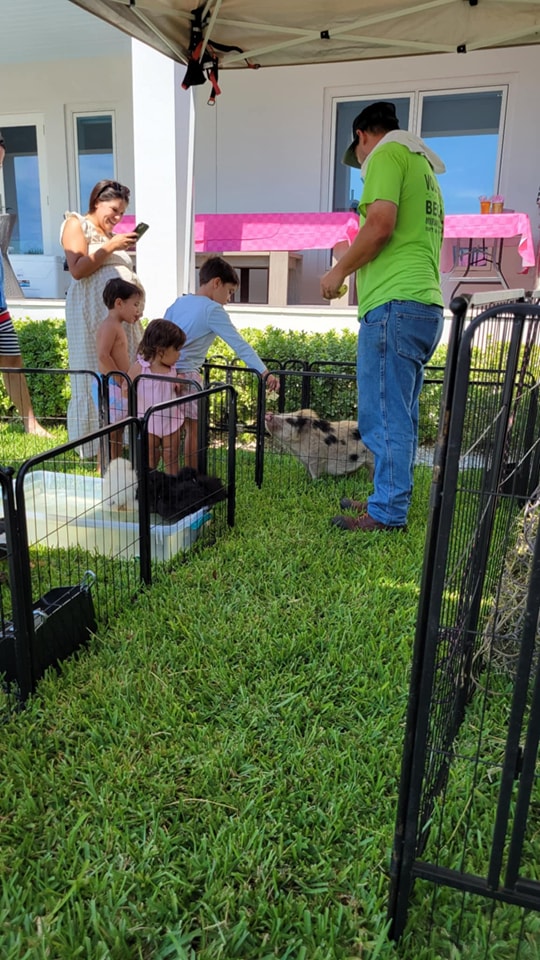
[265,409,374,480]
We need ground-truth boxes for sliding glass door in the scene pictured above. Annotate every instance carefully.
[74,113,115,213]
[419,90,503,214]
[0,117,47,254]
[332,87,506,215]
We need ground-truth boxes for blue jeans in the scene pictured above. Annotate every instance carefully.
[357,300,444,526]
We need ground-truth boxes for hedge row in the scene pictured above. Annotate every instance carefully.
[3,320,367,420]
[2,319,447,445]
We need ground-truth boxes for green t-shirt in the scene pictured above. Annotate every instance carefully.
[356,142,444,315]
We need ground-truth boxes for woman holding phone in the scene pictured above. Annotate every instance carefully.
[60,179,145,447]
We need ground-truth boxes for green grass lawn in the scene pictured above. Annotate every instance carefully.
[0,455,536,959]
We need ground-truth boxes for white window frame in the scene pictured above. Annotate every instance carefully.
[64,105,118,212]
[0,112,50,253]
[322,78,509,213]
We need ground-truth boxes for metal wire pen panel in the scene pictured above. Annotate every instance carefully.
[389,299,540,956]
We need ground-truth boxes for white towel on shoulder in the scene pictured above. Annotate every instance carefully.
[362,130,446,177]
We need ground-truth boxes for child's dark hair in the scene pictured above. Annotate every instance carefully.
[199,255,239,287]
[137,319,186,361]
[102,277,143,309]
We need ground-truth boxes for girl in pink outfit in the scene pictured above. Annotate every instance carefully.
[127,319,187,474]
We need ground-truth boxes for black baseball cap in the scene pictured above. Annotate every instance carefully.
[342,101,400,168]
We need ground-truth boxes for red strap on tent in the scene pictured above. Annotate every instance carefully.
[206,59,221,105]
[181,5,258,102]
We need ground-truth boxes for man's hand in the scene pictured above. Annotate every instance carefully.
[321,265,347,301]
[321,200,397,300]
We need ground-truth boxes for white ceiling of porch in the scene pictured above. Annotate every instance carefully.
[1,0,129,65]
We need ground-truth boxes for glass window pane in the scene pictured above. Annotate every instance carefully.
[333,98,410,212]
[421,91,503,214]
[76,115,114,212]
[1,125,43,254]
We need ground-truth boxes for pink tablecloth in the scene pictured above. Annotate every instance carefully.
[442,213,536,271]
[113,216,136,234]
[115,212,359,251]
[193,212,359,253]
[117,211,536,273]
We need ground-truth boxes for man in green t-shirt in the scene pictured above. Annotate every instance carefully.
[321,101,445,532]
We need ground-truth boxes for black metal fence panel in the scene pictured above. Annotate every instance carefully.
[0,353,445,500]
[136,384,236,580]
[0,384,236,715]
[201,359,447,501]
[0,465,32,712]
[389,299,540,954]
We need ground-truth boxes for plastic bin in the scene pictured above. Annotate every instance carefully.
[22,470,210,562]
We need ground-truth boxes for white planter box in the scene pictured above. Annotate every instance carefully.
[9,254,69,299]
[22,470,210,562]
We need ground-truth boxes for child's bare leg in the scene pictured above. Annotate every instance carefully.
[183,417,199,470]
[1,355,51,437]
[162,430,180,475]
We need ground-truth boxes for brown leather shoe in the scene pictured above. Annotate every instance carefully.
[331,513,407,532]
[339,497,368,513]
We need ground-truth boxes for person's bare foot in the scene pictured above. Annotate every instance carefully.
[26,421,53,439]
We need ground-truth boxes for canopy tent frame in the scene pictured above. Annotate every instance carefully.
[69,0,540,71]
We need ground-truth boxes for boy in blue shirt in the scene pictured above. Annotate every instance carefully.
[164,256,279,468]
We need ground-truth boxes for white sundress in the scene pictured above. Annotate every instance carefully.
[60,212,145,448]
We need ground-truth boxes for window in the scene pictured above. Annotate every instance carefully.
[332,88,505,215]
[0,123,44,254]
[420,91,503,214]
[74,114,115,212]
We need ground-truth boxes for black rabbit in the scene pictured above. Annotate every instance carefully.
[147,467,227,522]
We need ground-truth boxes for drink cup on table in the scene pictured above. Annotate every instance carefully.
[479,196,491,214]
[491,195,504,213]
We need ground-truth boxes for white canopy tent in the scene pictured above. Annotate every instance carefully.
[69,0,540,68]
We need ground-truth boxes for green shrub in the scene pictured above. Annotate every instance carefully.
[208,327,358,366]
[1,320,450,442]
[4,320,534,461]
[208,330,448,443]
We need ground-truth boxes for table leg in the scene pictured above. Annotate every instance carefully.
[268,251,289,307]
[449,236,509,300]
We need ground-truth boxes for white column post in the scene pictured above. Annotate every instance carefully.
[131,39,195,318]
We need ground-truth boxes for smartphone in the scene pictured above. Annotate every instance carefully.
[134,221,150,240]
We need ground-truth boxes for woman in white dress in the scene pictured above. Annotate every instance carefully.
[60,180,145,447]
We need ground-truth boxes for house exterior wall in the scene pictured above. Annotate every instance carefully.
[195,46,540,222]
[0,53,134,258]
